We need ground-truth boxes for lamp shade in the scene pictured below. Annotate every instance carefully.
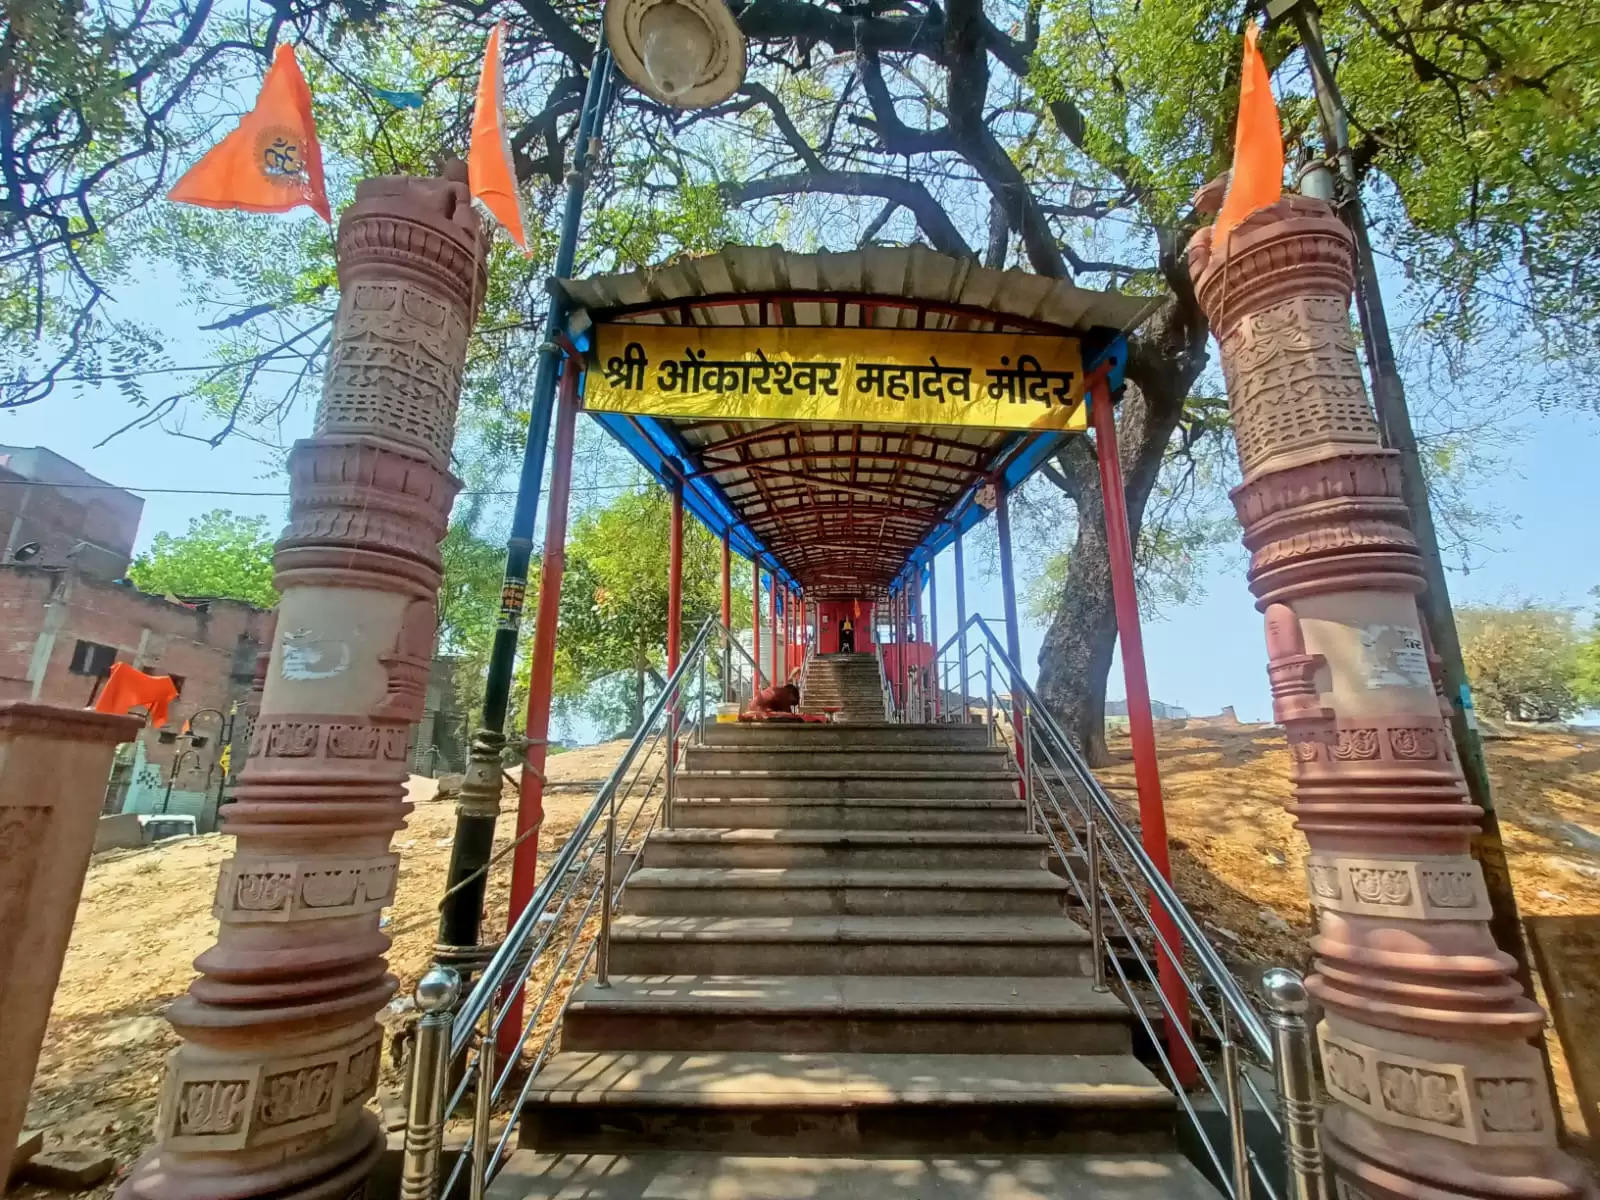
[604,0,745,109]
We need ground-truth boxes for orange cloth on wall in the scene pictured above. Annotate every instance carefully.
[1214,22,1284,246]
[92,662,180,727]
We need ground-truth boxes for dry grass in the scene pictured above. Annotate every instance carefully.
[19,724,1599,1194]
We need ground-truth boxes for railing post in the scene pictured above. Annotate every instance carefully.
[663,699,677,832]
[400,967,461,1200]
[1022,703,1037,833]
[598,798,615,987]
[470,1016,495,1200]
[985,647,996,746]
[1262,967,1328,1200]
[1220,1006,1251,1200]
[697,644,708,744]
[1086,811,1107,993]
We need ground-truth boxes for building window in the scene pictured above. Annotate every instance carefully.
[69,640,117,677]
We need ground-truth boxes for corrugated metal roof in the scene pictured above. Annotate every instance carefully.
[563,246,1138,598]
[556,245,1154,335]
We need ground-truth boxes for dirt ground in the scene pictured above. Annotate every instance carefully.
[17,724,1599,1194]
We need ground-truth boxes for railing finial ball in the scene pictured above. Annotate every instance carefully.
[416,966,462,1012]
[1261,966,1309,1015]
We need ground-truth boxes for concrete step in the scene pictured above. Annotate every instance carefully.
[701,722,990,750]
[608,914,1096,976]
[622,867,1069,917]
[676,770,1018,801]
[487,1150,1222,1200]
[682,746,1013,774]
[671,796,1027,831]
[517,1050,1177,1155]
[562,975,1134,1055]
[643,828,1047,870]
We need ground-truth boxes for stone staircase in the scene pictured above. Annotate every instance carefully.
[797,651,887,721]
[488,720,1220,1199]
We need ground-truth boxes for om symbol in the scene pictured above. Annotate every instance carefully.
[260,133,305,180]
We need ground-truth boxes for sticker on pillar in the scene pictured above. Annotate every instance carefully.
[1358,625,1432,690]
[279,629,351,680]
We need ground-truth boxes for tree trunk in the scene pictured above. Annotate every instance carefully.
[1035,385,1183,764]
[631,642,646,731]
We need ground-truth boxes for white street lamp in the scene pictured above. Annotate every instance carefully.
[604,0,746,108]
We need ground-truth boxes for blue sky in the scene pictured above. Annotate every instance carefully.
[9,213,1597,733]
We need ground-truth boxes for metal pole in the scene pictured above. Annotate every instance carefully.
[769,576,780,686]
[697,640,708,745]
[399,967,460,1200]
[1088,378,1192,1083]
[1086,811,1106,993]
[470,1020,494,1200]
[954,528,970,722]
[439,44,616,957]
[992,479,1028,793]
[1261,967,1328,1200]
[499,355,580,1056]
[985,644,996,746]
[720,532,732,702]
[598,797,615,986]
[928,553,941,719]
[1276,0,1546,1057]
[665,483,684,831]
[751,560,763,689]
[1220,1006,1251,1200]
[1023,704,1036,832]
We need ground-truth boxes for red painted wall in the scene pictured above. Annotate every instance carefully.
[816,599,877,654]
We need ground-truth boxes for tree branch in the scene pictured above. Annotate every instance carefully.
[720,170,973,258]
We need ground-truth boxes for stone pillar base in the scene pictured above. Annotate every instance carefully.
[1324,1107,1591,1199]
[1,703,144,1178]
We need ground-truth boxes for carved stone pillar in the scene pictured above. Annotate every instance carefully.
[1189,197,1585,1198]
[121,170,486,1200]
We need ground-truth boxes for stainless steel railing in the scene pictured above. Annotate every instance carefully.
[873,638,898,721]
[400,609,1325,1200]
[398,614,773,1199]
[935,614,1328,1200]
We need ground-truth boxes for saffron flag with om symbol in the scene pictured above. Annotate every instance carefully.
[168,44,331,222]
[468,22,529,251]
[1213,22,1283,246]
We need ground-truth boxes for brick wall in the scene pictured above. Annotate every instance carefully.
[0,447,143,579]
[0,565,272,811]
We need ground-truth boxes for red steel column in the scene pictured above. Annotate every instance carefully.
[1090,378,1192,1083]
[751,560,763,689]
[720,532,732,701]
[500,354,581,1055]
[954,529,970,719]
[928,555,941,718]
[768,574,780,686]
[992,476,1027,788]
[667,480,684,680]
[1192,197,1583,1197]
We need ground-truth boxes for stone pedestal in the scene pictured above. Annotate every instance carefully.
[121,171,486,1200]
[1190,198,1587,1198]
[0,704,143,1178]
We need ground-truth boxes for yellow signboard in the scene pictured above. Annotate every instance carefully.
[586,323,1086,431]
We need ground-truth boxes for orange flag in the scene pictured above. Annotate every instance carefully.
[469,22,529,250]
[168,44,330,222]
[1214,22,1284,245]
